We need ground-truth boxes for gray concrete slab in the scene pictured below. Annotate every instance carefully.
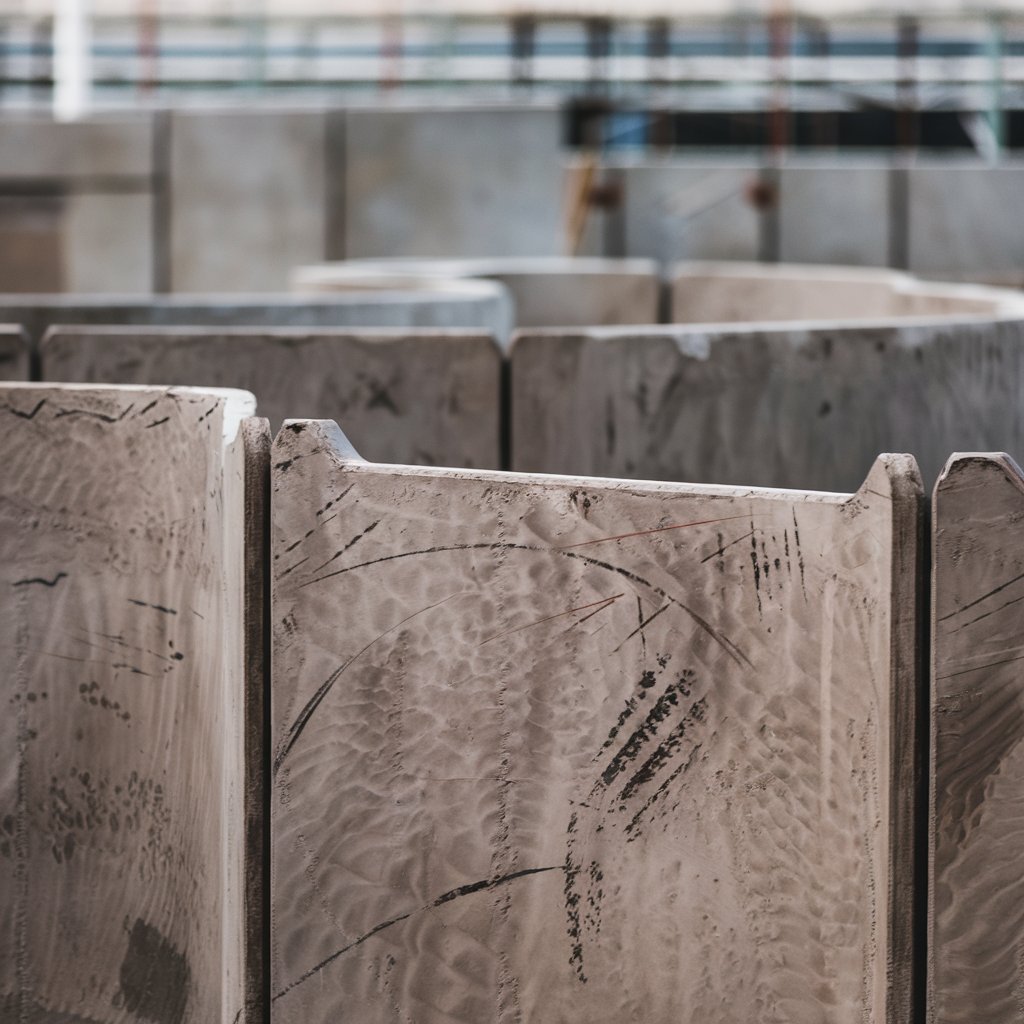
[169,109,327,292]
[0,383,266,1023]
[615,161,762,264]
[930,452,1024,1024]
[909,163,1024,279]
[344,106,564,258]
[270,419,921,1024]
[510,317,1024,492]
[64,193,153,294]
[0,114,153,181]
[293,257,662,327]
[0,326,29,380]
[2,287,513,350]
[778,163,890,267]
[41,326,503,468]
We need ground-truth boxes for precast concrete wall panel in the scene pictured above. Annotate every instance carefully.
[344,106,564,258]
[617,162,762,264]
[169,109,328,292]
[269,420,921,1024]
[510,318,1024,492]
[63,193,154,294]
[0,384,268,1023]
[930,453,1024,1024]
[41,327,502,468]
[778,163,890,267]
[2,288,513,349]
[908,163,1024,279]
[292,257,662,328]
[0,115,154,181]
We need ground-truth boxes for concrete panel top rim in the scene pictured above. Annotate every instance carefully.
[278,420,897,504]
[39,324,498,340]
[0,289,505,307]
[509,314,1024,346]
[297,257,661,277]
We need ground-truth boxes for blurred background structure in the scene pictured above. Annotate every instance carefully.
[1,0,1024,292]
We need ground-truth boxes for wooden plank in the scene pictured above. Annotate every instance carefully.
[41,327,501,469]
[510,319,1024,491]
[0,384,267,1023]
[930,453,1024,1024]
[271,421,923,1024]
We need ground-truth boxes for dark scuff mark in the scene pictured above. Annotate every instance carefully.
[792,509,807,597]
[144,416,170,429]
[750,527,762,616]
[624,742,703,841]
[700,528,754,568]
[617,695,706,802]
[1,397,46,420]
[308,519,382,574]
[635,597,647,660]
[611,603,668,654]
[366,382,399,415]
[128,599,177,615]
[605,398,616,456]
[55,403,134,424]
[274,593,457,774]
[114,918,190,1024]
[273,865,561,1002]
[13,572,67,588]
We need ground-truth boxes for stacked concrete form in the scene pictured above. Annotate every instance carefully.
[40,327,503,466]
[0,283,514,351]
[292,258,662,329]
[0,384,267,1023]
[270,420,922,1024]
[930,454,1024,1024]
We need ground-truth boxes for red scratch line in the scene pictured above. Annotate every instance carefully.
[479,593,624,647]
[558,514,754,550]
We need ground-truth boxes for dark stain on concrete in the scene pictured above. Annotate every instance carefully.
[115,918,190,1024]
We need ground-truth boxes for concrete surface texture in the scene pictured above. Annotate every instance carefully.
[778,163,891,267]
[344,105,564,258]
[0,326,29,380]
[270,419,921,1024]
[292,257,662,328]
[909,163,1024,278]
[41,326,503,468]
[510,316,1024,492]
[930,453,1024,1024]
[0,285,513,349]
[169,109,328,293]
[615,160,763,264]
[0,383,267,1023]
[670,261,1024,324]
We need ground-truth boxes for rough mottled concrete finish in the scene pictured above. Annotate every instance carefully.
[0,285,513,350]
[40,326,502,468]
[670,261,1024,325]
[0,326,29,380]
[345,106,563,258]
[0,384,268,1023]
[930,453,1024,1024]
[510,318,1024,491]
[292,258,661,328]
[271,421,921,1024]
